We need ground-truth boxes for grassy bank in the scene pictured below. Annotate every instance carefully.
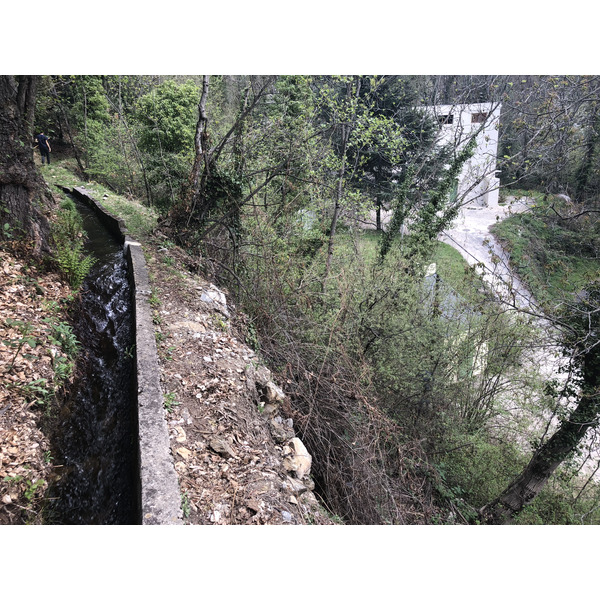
[41,159,159,241]
[490,194,600,308]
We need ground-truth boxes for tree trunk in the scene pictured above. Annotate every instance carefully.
[481,319,600,524]
[0,75,54,253]
[182,75,276,228]
[188,76,211,197]
[324,133,346,284]
[480,397,599,523]
[324,77,360,287]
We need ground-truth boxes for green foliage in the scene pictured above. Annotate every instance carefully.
[491,194,600,307]
[45,318,80,358]
[149,289,161,307]
[122,79,202,211]
[435,430,527,510]
[3,312,80,405]
[55,197,80,235]
[497,75,600,200]
[3,475,45,505]
[2,318,37,371]
[135,79,200,155]
[378,166,415,259]
[97,191,158,238]
[142,152,188,213]
[51,198,95,290]
[2,221,13,240]
[1,205,22,244]
[163,392,180,413]
[55,239,96,289]
[72,76,110,125]
[379,137,477,261]
[23,478,46,504]
[510,458,600,525]
[245,321,259,351]
[51,354,74,385]
[184,167,244,235]
[10,379,50,405]
[84,115,139,192]
[181,491,191,518]
[270,76,314,121]
[69,76,112,171]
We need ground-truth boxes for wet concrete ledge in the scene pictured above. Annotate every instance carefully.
[69,186,183,525]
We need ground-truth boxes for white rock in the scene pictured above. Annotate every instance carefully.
[286,476,308,495]
[175,426,186,443]
[266,381,286,404]
[283,437,312,479]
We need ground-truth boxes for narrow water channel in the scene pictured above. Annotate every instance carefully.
[48,198,138,524]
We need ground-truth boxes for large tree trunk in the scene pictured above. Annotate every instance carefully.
[480,392,600,523]
[0,75,54,253]
[480,305,600,524]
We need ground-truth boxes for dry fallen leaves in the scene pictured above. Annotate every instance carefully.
[0,248,73,524]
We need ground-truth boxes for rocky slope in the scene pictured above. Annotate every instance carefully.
[147,239,336,524]
[0,209,337,525]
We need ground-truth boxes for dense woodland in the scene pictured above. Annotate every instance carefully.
[2,74,600,524]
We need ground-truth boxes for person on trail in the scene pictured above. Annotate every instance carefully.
[34,132,51,165]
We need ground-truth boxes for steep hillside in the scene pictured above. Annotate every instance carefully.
[1,164,337,524]
[145,236,336,524]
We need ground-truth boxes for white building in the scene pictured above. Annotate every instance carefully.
[425,102,502,208]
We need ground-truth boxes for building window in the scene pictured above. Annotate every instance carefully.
[471,112,488,124]
[437,114,454,125]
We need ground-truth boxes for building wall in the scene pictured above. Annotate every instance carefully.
[426,102,502,208]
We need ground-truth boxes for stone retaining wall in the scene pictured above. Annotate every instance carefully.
[70,186,182,525]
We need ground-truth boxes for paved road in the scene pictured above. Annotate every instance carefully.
[440,197,567,376]
[440,197,535,311]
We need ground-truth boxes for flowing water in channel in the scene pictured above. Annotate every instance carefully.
[48,199,138,524]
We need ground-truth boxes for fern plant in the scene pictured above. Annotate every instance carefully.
[55,239,96,289]
[51,198,96,290]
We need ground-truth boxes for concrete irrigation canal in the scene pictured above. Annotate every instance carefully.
[48,187,182,525]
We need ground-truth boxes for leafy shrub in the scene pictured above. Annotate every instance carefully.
[134,79,199,155]
[45,318,80,358]
[514,473,600,525]
[55,239,95,289]
[434,430,527,510]
[51,197,95,290]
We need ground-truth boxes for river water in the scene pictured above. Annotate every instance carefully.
[47,198,138,524]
